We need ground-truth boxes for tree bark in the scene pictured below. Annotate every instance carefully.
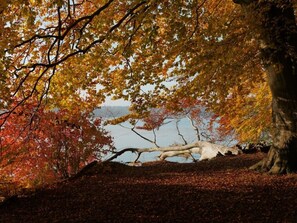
[234,0,297,173]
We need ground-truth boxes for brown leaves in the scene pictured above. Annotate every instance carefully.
[1,153,297,222]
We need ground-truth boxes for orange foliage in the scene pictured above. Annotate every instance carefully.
[0,102,113,187]
[217,80,272,143]
[0,0,286,165]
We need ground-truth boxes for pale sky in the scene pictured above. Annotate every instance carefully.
[103,97,131,106]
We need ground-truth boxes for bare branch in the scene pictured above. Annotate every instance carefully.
[187,115,201,141]
[14,1,148,71]
[104,148,139,162]
[189,0,208,39]
[175,119,188,145]
[131,124,160,148]
[14,0,115,49]
[0,1,150,126]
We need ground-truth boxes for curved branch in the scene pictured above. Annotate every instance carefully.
[187,115,201,141]
[14,0,116,49]
[175,120,187,145]
[2,1,150,127]
[104,148,139,162]
[14,1,148,71]
[131,125,160,147]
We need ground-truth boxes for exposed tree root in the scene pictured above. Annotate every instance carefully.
[249,147,295,174]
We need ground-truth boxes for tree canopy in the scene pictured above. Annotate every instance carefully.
[0,0,277,141]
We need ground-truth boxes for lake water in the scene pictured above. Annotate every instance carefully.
[104,118,201,163]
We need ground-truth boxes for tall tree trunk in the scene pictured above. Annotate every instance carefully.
[234,0,297,173]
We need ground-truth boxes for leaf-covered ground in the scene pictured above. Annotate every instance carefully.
[1,153,297,222]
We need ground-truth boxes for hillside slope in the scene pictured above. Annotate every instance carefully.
[1,153,297,223]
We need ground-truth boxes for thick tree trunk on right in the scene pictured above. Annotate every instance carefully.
[234,0,297,173]
[251,93,297,174]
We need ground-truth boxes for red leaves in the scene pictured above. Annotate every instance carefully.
[0,102,113,186]
[93,118,101,127]
[136,97,236,144]
[136,109,167,131]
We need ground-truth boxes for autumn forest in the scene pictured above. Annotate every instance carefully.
[0,0,297,221]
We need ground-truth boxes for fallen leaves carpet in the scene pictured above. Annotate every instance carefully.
[1,153,297,222]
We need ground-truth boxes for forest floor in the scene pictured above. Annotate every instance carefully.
[1,152,297,223]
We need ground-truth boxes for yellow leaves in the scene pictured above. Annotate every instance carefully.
[29,0,36,5]
[55,0,63,7]
[222,79,272,143]
[0,0,275,147]
[29,0,42,7]
[26,13,35,27]
[105,112,143,125]
[0,1,8,12]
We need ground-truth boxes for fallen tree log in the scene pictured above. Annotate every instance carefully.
[104,141,242,163]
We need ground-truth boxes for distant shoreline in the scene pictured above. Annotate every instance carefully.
[93,106,130,118]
